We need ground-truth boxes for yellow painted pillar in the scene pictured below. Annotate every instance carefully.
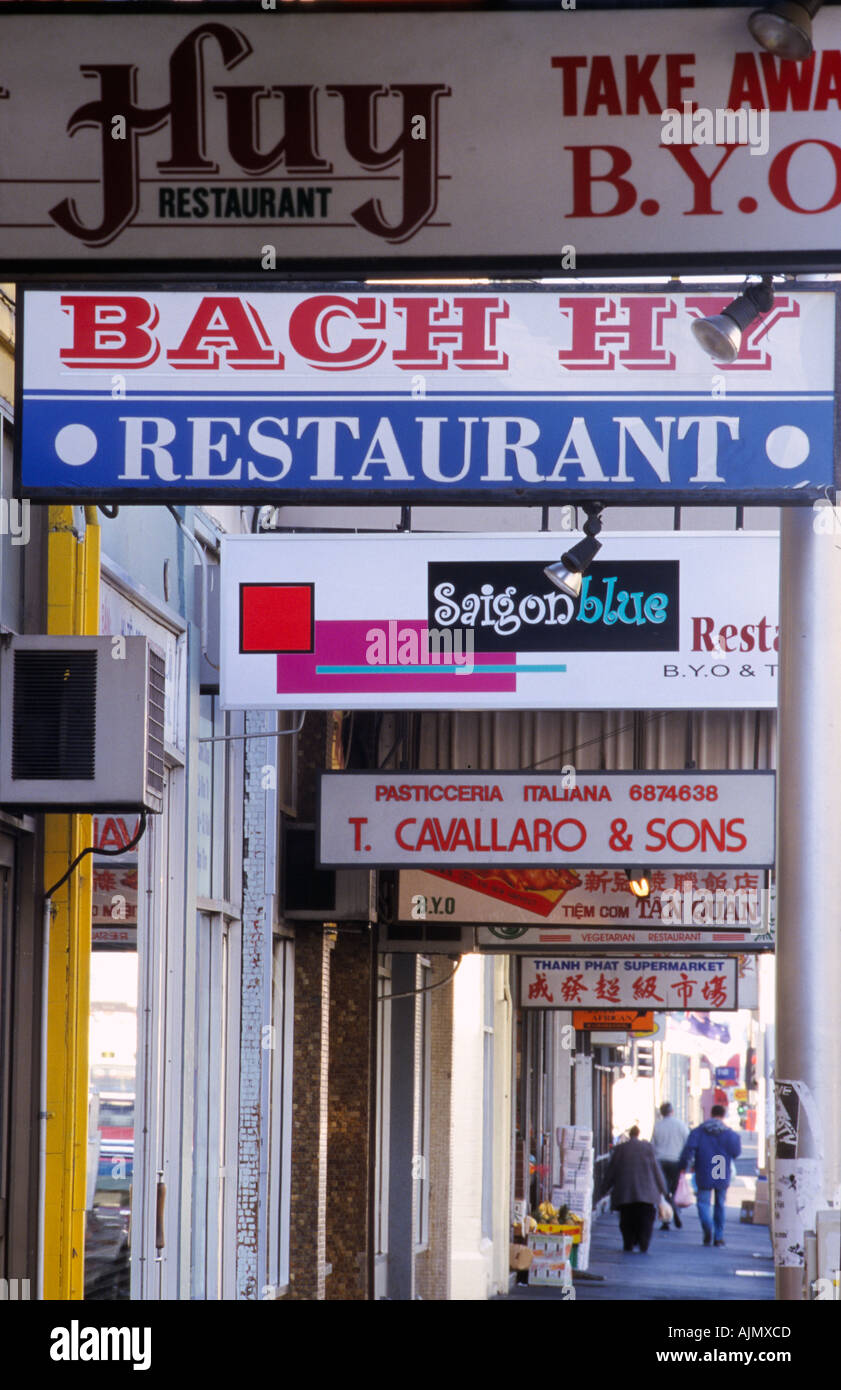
[42,506,100,1300]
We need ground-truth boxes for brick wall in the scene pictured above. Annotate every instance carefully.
[286,925,332,1300]
[282,712,333,1300]
[326,929,372,1300]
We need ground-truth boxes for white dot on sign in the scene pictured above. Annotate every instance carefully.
[765,425,810,470]
[55,423,97,466]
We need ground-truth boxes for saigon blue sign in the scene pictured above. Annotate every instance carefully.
[16,285,837,503]
[6,8,841,271]
[219,531,780,711]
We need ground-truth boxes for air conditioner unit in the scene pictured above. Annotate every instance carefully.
[0,635,165,812]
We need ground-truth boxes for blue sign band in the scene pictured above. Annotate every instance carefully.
[19,394,834,500]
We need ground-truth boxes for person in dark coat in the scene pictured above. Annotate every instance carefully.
[599,1126,669,1253]
[679,1104,742,1246]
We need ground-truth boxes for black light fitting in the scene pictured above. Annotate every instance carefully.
[748,2,823,61]
[690,275,775,364]
[543,502,604,600]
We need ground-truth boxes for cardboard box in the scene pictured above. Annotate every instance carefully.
[529,1233,573,1259]
[529,1256,572,1287]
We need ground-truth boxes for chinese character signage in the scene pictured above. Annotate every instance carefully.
[399,866,773,952]
[522,955,738,1011]
[5,10,841,271]
[218,532,780,711]
[17,288,835,503]
[319,771,776,868]
[91,814,139,949]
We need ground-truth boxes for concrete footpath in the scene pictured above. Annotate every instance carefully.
[498,1141,775,1302]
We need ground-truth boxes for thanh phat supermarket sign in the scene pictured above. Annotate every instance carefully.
[521,956,738,1011]
[318,771,776,869]
[7,9,841,270]
[16,287,836,503]
[219,531,780,711]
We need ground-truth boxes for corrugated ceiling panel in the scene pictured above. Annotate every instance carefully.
[410,708,776,774]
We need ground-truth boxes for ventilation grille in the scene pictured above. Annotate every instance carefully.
[12,650,97,780]
[146,647,166,803]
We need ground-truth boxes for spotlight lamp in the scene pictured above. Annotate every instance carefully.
[690,275,775,365]
[544,502,604,601]
[626,867,652,900]
[748,2,822,61]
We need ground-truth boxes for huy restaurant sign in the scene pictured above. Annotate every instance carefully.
[5,9,841,270]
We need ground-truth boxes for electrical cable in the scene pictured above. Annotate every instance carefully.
[384,956,462,1001]
[378,714,406,770]
[523,710,670,771]
[45,809,148,899]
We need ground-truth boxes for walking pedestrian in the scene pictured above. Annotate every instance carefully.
[599,1126,670,1254]
[652,1101,689,1230]
[679,1104,742,1247]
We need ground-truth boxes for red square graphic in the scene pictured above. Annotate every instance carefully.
[240,583,314,654]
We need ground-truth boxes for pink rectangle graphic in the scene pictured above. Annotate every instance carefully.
[275,621,517,694]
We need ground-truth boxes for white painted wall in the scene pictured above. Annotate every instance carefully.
[450,956,490,1300]
[449,955,512,1300]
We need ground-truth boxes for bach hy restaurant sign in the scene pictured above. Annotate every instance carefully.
[6,10,841,270]
[17,287,835,503]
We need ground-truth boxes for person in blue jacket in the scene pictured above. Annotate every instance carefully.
[679,1104,742,1246]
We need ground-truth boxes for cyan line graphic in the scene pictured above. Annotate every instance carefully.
[315,664,567,675]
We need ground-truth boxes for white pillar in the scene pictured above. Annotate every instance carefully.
[775,506,841,1298]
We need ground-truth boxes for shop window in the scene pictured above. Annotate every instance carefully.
[191,911,237,1300]
[84,815,140,1301]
